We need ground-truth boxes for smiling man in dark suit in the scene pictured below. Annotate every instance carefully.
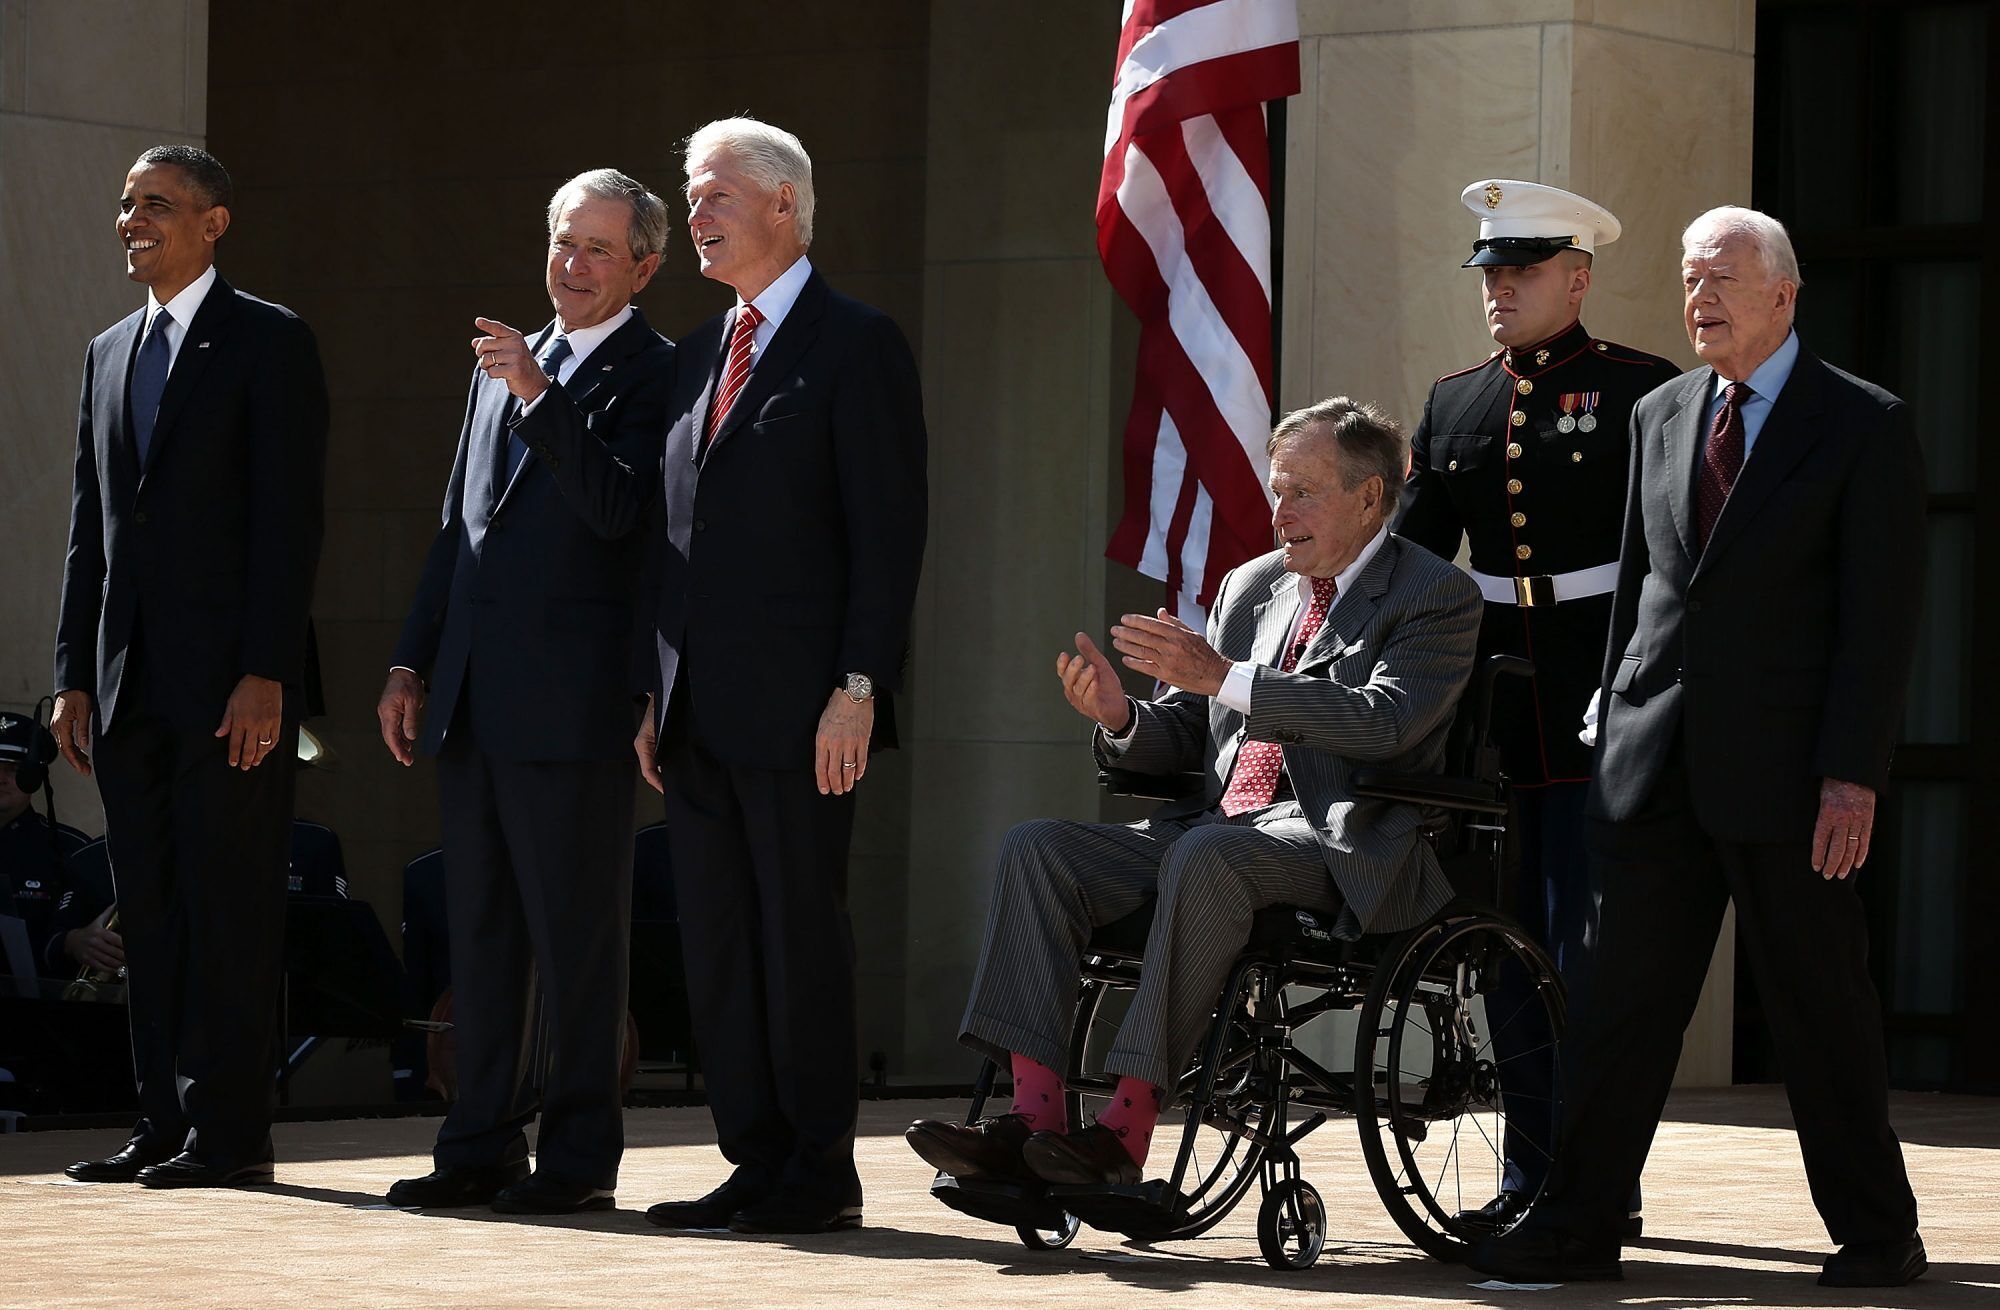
[376,168,674,1215]
[1468,207,1929,1288]
[52,145,327,1189]
[524,117,929,1234]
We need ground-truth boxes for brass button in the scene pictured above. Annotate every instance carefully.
[1447,459,1459,471]
[1572,451,1583,463]
[1516,544,1533,561]
[1507,478,1523,494]
[1510,409,1527,427]
[1516,378,1533,396]
[1596,342,1608,352]
[1511,512,1527,528]
[1506,442,1523,459]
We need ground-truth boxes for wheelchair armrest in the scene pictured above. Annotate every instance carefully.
[1097,768,1207,803]
[1350,769,1506,815]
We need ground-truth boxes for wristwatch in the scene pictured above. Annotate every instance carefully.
[841,672,875,704]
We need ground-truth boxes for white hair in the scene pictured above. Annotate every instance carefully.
[683,117,816,246]
[1682,206,1804,290]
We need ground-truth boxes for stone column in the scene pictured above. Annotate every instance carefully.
[1284,0,1755,1086]
[0,0,211,837]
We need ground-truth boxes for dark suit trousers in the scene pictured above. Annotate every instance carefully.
[432,729,635,1188]
[1541,740,1917,1246]
[93,693,295,1165]
[659,688,861,1206]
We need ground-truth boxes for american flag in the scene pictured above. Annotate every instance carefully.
[1099,0,1300,621]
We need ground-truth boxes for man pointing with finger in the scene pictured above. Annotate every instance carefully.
[378,168,673,1214]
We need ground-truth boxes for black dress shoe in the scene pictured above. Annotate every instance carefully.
[646,1173,772,1230]
[386,1161,530,1208]
[490,1172,615,1214]
[727,1192,863,1234]
[135,1152,276,1189]
[1467,1226,1623,1283]
[1819,1235,1927,1288]
[1021,1123,1142,1187]
[65,1139,175,1183]
[1455,1189,1529,1234]
[905,1113,1038,1182]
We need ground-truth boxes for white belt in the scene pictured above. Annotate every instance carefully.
[1468,562,1620,607]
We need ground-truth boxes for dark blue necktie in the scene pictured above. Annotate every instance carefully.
[503,334,573,487]
[130,308,174,467]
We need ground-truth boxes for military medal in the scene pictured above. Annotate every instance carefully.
[1576,391,1600,433]
[1556,393,1578,434]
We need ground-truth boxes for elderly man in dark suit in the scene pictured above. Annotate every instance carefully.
[376,168,674,1215]
[522,118,928,1234]
[1469,207,1929,1289]
[51,145,327,1188]
[907,398,1482,1190]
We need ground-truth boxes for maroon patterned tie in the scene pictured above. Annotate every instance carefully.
[702,302,765,453]
[1219,575,1338,817]
[1696,381,1749,549]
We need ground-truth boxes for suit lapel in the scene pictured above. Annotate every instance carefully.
[1299,536,1394,670]
[1697,350,1828,573]
[102,310,145,487]
[705,272,827,460]
[1661,371,1710,563]
[1249,572,1298,667]
[138,276,235,481]
[689,314,729,466]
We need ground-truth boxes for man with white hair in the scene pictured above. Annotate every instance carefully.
[538,117,928,1234]
[1469,207,1929,1287]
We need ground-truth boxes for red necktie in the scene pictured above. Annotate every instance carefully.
[703,302,765,451]
[1219,575,1338,817]
[1696,381,1749,549]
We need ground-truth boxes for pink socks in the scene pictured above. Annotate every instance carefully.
[1009,1053,1069,1133]
[1095,1076,1164,1166]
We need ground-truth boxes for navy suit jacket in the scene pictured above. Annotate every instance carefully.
[1590,346,1928,841]
[523,270,929,769]
[394,309,674,762]
[55,275,328,734]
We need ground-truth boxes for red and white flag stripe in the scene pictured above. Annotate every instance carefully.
[1099,0,1299,622]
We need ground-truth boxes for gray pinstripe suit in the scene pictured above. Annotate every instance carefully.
[959,536,1483,1090]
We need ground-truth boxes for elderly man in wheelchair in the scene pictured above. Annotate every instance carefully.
[908,398,1566,1267]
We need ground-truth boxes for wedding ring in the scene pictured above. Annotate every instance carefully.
[258,737,274,745]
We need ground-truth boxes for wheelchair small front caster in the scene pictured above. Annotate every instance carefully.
[1017,1212,1081,1250]
[1257,1178,1327,1270]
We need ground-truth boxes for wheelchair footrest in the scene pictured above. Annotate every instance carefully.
[929,1173,1074,1232]
[1045,1180,1187,1237]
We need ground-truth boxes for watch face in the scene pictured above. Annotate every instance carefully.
[845,673,873,701]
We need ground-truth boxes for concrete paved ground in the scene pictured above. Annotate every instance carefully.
[0,1087,1993,1308]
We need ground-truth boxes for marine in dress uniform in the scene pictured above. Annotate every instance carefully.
[1394,180,1680,1229]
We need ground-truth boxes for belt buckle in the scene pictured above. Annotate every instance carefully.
[1514,575,1556,607]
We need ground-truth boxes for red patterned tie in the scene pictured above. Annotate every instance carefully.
[1696,381,1749,549]
[1219,575,1338,817]
[703,302,765,452]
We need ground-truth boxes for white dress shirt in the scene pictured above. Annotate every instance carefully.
[143,264,219,372]
[1104,524,1390,751]
[737,254,813,358]
[517,304,634,415]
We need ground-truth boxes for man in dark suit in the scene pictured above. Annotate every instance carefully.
[1469,207,1929,1288]
[51,145,327,1188]
[908,400,1482,1189]
[1396,180,1679,1233]
[527,117,927,1234]
[376,169,674,1215]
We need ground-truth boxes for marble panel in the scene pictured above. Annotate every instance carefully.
[20,0,196,131]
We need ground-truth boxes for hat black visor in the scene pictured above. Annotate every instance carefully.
[1463,236,1583,268]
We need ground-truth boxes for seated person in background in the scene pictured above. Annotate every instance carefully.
[287,819,347,898]
[0,711,99,978]
[907,399,1482,1186]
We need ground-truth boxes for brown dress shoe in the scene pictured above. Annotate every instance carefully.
[1021,1123,1142,1186]
[905,1113,1038,1182]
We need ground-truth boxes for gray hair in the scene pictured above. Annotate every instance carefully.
[547,168,670,263]
[683,117,816,246]
[1682,205,1803,290]
[1267,396,1409,517]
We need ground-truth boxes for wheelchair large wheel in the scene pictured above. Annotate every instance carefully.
[1065,970,1276,1240]
[1353,912,1564,1263]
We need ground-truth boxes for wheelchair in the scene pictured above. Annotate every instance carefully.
[927,655,1565,1270]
